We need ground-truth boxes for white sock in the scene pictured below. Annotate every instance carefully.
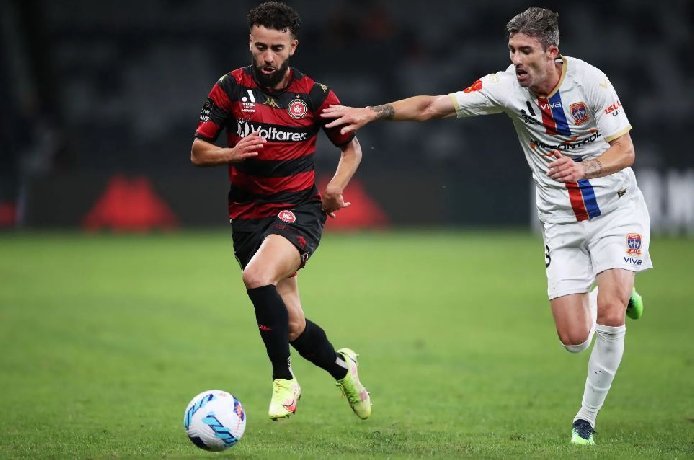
[574,323,626,427]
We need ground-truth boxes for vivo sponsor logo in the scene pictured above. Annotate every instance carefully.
[539,101,562,110]
[624,257,643,265]
[236,121,309,142]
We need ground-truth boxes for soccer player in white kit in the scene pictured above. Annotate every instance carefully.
[321,7,651,445]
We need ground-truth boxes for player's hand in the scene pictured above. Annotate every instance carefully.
[321,187,351,218]
[546,150,585,182]
[229,132,265,162]
[321,105,373,135]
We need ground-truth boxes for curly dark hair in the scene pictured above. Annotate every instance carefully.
[247,2,301,37]
[506,7,559,49]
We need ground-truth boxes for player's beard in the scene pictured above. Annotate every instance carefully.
[252,58,290,89]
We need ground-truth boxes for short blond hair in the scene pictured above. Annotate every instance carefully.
[506,7,559,49]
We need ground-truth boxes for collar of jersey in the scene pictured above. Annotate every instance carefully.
[544,56,568,99]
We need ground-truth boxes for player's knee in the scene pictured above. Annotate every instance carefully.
[562,338,591,353]
[558,330,592,353]
[596,295,628,326]
[287,316,306,341]
[241,267,272,289]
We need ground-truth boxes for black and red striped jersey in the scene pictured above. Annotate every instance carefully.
[194,66,354,221]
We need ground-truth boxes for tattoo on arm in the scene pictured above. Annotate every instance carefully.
[583,158,603,179]
[368,104,395,120]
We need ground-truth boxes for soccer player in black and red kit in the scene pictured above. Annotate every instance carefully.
[190,2,371,421]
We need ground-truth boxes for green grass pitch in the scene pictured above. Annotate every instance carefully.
[1,231,692,458]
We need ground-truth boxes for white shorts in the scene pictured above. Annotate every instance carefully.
[542,190,653,299]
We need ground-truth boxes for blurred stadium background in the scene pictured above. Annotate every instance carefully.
[1,0,692,233]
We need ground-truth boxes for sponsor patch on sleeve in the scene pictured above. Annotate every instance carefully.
[463,79,483,93]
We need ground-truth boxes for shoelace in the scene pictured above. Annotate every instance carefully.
[273,380,285,392]
[573,420,595,439]
[273,380,297,396]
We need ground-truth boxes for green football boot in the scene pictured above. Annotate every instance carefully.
[626,288,644,320]
[571,419,595,445]
[268,378,301,421]
[336,348,371,419]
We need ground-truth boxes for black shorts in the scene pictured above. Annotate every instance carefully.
[231,201,327,269]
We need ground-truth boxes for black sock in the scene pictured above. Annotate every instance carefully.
[290,319,348,380]
[247,285,293,380]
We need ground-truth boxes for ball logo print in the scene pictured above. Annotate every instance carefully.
[183,390,246,452]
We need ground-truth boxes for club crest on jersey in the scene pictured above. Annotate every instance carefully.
[463,79,483,93]
[570,102,589,125]
[288,98,309,119]
[278,210,296,223]
[626,233,642,255]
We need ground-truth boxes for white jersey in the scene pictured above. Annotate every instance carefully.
[450,56,636,224]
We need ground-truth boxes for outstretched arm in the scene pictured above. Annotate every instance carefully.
[547,133,635,182]
[322,137,363,217]
[190,134,265,166]
[321,94,456,135]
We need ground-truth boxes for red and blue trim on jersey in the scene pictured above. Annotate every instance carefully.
[538,93,602,222]
[572,165,602,221]
[564,177,601,222]
[538,93,572,136]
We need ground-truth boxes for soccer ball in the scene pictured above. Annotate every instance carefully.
[183,390,246,451]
